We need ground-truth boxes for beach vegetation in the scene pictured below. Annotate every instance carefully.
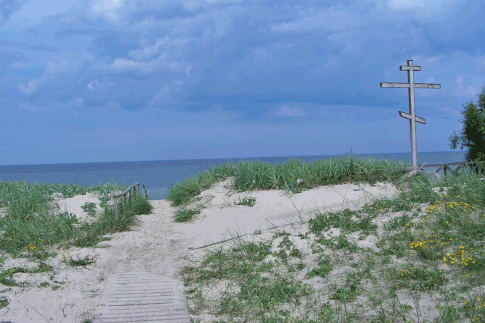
[1,151,485,322]
[0,179,153,322]
[448,85,485,177]
[165,151,485,322]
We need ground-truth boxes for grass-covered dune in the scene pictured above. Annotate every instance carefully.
[165,152,417,209]
[163,152,485,322]
[0,180,153,257]
[0,179,154,322]
[1,151,485,322]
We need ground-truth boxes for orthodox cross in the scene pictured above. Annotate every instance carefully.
[380,60,441,171]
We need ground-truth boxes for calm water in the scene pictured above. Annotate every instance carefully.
[0,151,471,200]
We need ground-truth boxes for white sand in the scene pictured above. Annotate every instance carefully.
[0,178,457,322]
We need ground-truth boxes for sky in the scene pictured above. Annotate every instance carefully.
[1,0,484,166]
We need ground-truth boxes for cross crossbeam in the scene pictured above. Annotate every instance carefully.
[380,60,441,171]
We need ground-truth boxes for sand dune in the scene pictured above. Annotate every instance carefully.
[0,178,457,322]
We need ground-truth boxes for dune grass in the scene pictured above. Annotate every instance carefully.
[163,152,485,322]
[1,151,485,322]
[0,179,153,323]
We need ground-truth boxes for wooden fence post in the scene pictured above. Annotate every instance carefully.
[112,182,144,225]
[390,161,480,182]
[114,197,119,223]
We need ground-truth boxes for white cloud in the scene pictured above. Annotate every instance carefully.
[465,85,483,97]
[274,104,305,118]
[147,84,186,106]
[185,65,192,76]
[386,0,456,11]
[448,76,485,99]
[110,58,145,70]
[46,59,72,75]
[64,97,93,117]
[87,79,115,94]
[92,50,192,76]
[89,0,125,21]
[456,75,464,88]
[17,75,50,96]
[425,56,442,64]
[129,37,169,61]
[17,101,43,113]
[387,0,428,10]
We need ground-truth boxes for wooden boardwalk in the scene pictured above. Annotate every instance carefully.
[91,263,191,323]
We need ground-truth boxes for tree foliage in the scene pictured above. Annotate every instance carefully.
[448,85,485,176]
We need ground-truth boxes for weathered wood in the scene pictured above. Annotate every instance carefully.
[398,162,428,183]
[112,182,143,223]
[389,161,477,171]
[113,182,140,199]
[388,161,484,181]
[381,60,441,174]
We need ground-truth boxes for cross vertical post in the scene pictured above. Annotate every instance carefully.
[380,60,441,170]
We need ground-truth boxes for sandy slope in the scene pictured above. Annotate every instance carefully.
[0,178,455,322]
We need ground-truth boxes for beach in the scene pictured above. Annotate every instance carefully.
[0,168,483,322]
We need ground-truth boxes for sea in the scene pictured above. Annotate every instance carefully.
[0,151,473,200]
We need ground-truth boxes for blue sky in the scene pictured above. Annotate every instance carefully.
[1,0,484,166]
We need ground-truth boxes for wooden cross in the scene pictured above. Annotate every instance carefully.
[380,60,441,171]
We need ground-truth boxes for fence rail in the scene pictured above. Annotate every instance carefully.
[112,182,148,222]
[388,161,485,178]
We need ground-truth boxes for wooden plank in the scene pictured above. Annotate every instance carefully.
[92,265,190,323]
[381,82,441,89]
[399,111,426,124]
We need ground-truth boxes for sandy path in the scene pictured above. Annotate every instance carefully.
[0,195,205,323]
[0,178,455,322]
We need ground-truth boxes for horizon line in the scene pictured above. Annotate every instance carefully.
[0,150,466,167]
